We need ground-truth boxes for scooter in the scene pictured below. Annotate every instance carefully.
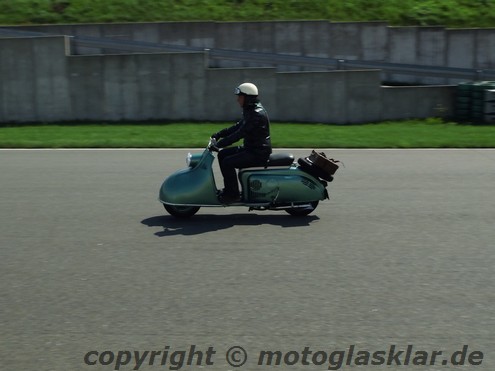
[159,138,332,218]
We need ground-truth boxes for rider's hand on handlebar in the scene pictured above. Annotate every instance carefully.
[208,137,220,152]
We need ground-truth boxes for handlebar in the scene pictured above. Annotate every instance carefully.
[207,137,219,152]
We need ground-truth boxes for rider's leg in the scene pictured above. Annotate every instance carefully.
[219,147,259,197]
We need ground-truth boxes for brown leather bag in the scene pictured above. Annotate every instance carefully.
[308,150,340,175]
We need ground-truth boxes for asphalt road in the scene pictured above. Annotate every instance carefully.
[1,149,494,371]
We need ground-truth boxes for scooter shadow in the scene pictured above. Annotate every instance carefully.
[141,212,319,236]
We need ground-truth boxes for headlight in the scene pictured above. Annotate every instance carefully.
[186,153,201,168]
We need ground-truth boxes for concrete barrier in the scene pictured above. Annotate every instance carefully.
[381,85,455,120]
[0,36,72,122]
[6,21,494,84]
[476,29,495,71]
[0,36,455,124]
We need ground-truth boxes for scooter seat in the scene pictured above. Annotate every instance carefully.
[265,153,294,167]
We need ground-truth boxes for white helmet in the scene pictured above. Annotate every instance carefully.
[234,82,258,96]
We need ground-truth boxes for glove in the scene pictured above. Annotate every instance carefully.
[208,142,219,152]
[208,137,220,152]
[211,133,220,140]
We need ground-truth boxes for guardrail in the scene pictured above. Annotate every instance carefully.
[1,27,494,81]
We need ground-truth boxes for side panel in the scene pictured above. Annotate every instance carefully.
[239,167,326,203]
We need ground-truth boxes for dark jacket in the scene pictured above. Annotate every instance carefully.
[215,100,272,157]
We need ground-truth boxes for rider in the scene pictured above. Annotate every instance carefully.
[211,82,272,204]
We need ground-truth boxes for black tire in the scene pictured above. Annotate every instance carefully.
[163,204,200,218]
[285,201,318,217]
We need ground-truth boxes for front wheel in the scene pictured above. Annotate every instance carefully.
[285,201,319,217]
[163,204,200,218]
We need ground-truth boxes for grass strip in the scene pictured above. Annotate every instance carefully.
[0,119,494,148]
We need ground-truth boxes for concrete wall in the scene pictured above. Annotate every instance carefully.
[7,21,495,84]
[381,86,455,120]
[68,52,208,121]
[0,36,455,124]
[0,36,72,122]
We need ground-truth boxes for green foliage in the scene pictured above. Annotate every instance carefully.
[397,0,495,27]
[1,0,495,27]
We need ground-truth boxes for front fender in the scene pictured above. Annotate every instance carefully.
[159,151,220,205]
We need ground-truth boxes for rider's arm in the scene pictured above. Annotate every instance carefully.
[216,120,246,148]
[213,121,240,139]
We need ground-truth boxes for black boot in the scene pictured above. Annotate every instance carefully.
[218,190,241,204]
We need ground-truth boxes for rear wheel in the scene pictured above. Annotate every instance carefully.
[163,204,200,218]
[285,201,319,217]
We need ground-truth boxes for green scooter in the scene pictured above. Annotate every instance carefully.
[159,139,331,218]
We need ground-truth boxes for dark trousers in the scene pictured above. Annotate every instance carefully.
[218,146,268,195]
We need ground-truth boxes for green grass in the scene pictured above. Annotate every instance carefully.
[1,119,494,148]
[1,0,494,28]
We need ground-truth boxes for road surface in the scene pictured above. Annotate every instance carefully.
[1,149,494,370]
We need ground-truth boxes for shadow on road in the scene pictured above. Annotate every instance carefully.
[141,213,319,236]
